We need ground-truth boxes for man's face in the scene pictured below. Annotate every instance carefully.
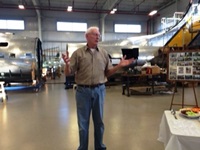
[86,29,101,47]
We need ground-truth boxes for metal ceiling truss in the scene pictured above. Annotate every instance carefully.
[0,0,176,16]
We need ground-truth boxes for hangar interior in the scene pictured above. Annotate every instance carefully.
[0,0,200,150]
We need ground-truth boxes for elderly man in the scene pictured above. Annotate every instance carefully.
[62,26,134,150]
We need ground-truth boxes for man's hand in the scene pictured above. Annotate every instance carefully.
[119,55,134,67]
[105,55,134,77]
[62,51,71,75]
[62,51,70,64]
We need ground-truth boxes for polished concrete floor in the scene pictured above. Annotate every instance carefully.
[0,77,200,150]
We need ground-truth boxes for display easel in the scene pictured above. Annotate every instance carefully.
[167,49,200,110]
[169,81,198,110]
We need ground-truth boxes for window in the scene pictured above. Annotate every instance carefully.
[9,53,15,58]
[0,42,8,47]
[57,22,87,32]
[0,20,24,30]
[25,53,32,58]
[114,24,141,33]
[0,52,4,58]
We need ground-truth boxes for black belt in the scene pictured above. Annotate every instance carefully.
[78,83,104,88]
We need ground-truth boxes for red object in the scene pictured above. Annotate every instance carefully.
[146,68,152,74]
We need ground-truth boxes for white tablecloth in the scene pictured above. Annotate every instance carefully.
[158,110,200,150]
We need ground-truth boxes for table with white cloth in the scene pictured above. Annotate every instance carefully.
[158,110,200,150]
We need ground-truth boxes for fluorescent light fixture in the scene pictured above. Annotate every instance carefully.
[67,6,73,12]
[110,8,117,14]
[110,10,115,14]
[113,8,117,12]
[149,10,157,16]
[18,4,25,9]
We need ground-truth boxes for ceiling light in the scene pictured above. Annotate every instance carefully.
[110,8,117,14]
[67,6,73,12]
[149,10,157,16]
[18,4,25,9]
[110,10,115,14]
[113,8,117,12]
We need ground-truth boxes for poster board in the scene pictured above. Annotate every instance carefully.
[168,50,200,81]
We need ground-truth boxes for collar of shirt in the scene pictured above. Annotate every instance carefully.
[85,45,99,51]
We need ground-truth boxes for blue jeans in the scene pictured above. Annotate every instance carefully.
[76,84,107,150]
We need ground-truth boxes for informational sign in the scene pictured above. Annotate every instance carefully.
[168,50,200,81]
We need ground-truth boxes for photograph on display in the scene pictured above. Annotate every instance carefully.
[185,75,193,80]
[177,66,184,75]
[185,66,193,75]
[168,50,200,81]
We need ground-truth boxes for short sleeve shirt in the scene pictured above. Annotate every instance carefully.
[69,45,113,85]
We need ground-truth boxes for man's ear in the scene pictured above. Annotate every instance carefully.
[85,34,88,39]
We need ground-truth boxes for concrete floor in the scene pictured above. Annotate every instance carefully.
[0,78,200,150]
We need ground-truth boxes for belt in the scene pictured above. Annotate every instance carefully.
[78,83,104,88]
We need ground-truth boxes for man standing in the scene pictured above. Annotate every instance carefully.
[62,26,134,150]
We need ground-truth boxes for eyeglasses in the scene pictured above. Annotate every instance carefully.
[90,33,101,38]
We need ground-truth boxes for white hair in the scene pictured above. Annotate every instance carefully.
[85,26,99,35]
